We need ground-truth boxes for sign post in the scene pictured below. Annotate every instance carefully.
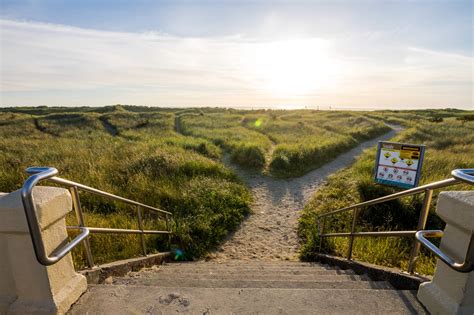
[374,141,425,189]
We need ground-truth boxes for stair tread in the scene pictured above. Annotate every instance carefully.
[164,261,323,266]
[155,269,348,276]
[69,286,427,314]
[111,278,393,289]
[69,261,429,313]
[164,262,326,267]
[122,273,365,281]
[115,272,369,283]
[158,266,333,273]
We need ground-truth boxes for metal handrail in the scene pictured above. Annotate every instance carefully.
[21,167,173,267]
[21,167,90,266]
[452,168,474,184]
[316,168,474,274]
[48,175,172,215]
[416,230,474,273]
[317,178,457,219]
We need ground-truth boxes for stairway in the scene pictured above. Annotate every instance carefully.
[69,261,427,314]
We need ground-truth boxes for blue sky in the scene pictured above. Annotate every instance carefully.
[0,0,472,108]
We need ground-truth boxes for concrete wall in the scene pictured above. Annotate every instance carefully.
[418,191,474,315]
[0,187,87,315]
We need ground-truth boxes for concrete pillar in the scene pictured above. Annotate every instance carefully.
[0,187,87,315]
[418,191,474,315]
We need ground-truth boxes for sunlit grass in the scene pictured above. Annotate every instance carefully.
[1,106,472,273]
[182,110,390,175]
[299,115,474,275]
[0,106,251,267]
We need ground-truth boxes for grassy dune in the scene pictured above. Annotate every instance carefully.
[180,112,272,168]
[2,106,471,271]
[262,112,390,177]
[0,107,250,268]
[180,110,390,176]
[299,111,474,275]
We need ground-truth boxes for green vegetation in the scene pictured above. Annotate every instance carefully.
[180,110,390,176]
[259,112,389,177]
[179,111,272,168]
[0,107,250,268]
[2,106,472,274]
[299,111,474,275]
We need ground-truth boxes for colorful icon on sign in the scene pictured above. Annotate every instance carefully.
[375,142,425,189]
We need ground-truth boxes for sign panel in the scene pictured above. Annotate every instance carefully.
[374,141,425,189]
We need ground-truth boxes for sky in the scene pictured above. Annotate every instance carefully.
[0,0,472,109]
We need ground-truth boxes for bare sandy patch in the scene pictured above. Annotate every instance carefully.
[208,127,401,261]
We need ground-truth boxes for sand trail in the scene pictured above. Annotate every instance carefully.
[209,127,401,261]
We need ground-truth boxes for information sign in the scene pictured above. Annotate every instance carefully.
[374,141,425,189]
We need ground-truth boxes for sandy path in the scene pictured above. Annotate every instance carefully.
[208,126,401,261]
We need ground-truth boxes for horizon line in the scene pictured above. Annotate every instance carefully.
[1,104,472,112]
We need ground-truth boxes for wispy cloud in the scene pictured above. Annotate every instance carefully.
[0,19,250,92]
[0,18,472,108]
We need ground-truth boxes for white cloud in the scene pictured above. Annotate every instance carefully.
[0,18,472,108]
[0,19,249,92]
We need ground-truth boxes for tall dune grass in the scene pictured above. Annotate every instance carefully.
[299,115,474,275]
[0,107,251,267]
[2,106,471,271]
[182,110,390,176]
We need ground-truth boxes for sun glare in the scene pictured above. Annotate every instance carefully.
[246,39,341,97]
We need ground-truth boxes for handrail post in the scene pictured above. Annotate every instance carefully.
[165,213,171,246]
[347,207,359,260]
[137,206,147,256]
[408,188,433,274]
[317,218,321,251]
[69,186,94,268]
[319,217,326,252]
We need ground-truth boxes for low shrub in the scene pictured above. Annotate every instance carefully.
[231,145,266,168]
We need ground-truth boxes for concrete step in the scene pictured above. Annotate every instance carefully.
[69,286,427,314]
[163,262,328,269]
[138,270,360,280]
[158,265,334,274]
[111,278,393,289]
[155,268,355,277]
[116,273,370,283]
[164,261,324,267]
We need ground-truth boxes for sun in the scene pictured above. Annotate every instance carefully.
[247,38,340,97]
